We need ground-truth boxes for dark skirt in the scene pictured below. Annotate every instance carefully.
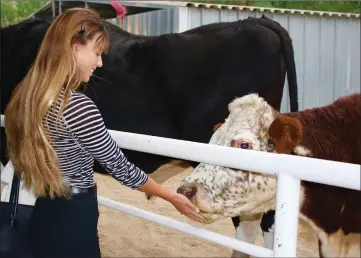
[28,189,101,258]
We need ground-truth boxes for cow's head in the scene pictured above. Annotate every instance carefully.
[177,94,303,223]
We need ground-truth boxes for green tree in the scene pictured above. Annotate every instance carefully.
[187,0,360,14]
[1,1,46,27]
[1,0,359,29]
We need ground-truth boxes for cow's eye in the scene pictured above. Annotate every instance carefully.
[240,143,249,149]
[267,140,275,152]
[231,140,252,149]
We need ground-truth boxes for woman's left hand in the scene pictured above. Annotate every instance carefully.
[137,177,205,223]
[169,193,205,223]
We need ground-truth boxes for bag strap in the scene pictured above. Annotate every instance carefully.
[9,170,18,202]
[8,172,21,227]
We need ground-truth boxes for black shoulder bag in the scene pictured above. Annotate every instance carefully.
[0,172,34,258]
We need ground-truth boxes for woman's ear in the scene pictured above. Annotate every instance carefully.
[72,43,81,53]
[268,115,302,154]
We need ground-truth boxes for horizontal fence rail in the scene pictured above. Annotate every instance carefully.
[1,114,360,257]
[106,129,360,191]
[1,114,360,191]
[97,196,273,257]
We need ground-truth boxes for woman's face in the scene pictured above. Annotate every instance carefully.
[73,33,104,82]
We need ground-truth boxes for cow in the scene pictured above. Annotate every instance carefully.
[176,93,361,257]
[0,13,299,256]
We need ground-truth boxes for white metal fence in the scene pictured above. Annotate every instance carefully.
[1,114,360,257]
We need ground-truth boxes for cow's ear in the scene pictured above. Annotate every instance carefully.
[268,115,302,154]
[213,122,223,132]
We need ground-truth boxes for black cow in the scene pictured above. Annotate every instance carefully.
[0,14,298,256]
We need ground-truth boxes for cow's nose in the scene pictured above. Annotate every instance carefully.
[177,184,197,200]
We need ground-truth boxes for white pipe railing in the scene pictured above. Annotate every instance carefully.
[1,115,360,191]
[1,114,360,257]
[106,129,360,190]
[97,196,273,257]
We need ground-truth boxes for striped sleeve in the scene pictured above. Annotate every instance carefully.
[63,93,148,189]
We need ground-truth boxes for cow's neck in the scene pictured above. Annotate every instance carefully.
[282,105,360,164]
[283,105,343,127]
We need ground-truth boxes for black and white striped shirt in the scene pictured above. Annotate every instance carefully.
[44,89,148,189]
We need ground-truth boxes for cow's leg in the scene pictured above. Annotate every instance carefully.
[260,210,275,249]
[231,213,263,258]
[317,230,360,258]
[146,160,191,200]
[318,238,324,258]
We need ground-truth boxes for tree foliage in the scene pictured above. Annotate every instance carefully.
[1,0,360,28]
[188,1,360,13]
[1,1,46,28]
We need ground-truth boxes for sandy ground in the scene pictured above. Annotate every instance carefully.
[94,160,322,258]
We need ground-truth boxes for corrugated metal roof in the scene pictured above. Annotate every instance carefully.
[120,1,360,19]
[30,0,124,19]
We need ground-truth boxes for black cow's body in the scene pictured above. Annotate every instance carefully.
[1,15,298,172]
[0,15,298,252]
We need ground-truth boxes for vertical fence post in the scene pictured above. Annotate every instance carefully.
[58,1,62,14]
[52,0,56,17]
[273,172,301,257]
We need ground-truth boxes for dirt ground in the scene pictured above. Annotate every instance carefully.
[95,161,323,257]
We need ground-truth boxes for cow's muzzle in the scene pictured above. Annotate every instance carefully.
[176,183,197,200]
[177,183,223,215]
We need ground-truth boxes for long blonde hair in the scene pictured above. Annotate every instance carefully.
[4,8,109,199]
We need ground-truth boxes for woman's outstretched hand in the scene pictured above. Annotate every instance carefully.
[137,176,205,223]
[169,193,205,223]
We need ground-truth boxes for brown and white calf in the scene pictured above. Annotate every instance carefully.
[177,93,361,257]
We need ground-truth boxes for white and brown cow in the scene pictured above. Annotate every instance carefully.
[177,93,361,257]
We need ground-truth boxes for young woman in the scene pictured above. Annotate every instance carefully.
[4,7,204,258]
